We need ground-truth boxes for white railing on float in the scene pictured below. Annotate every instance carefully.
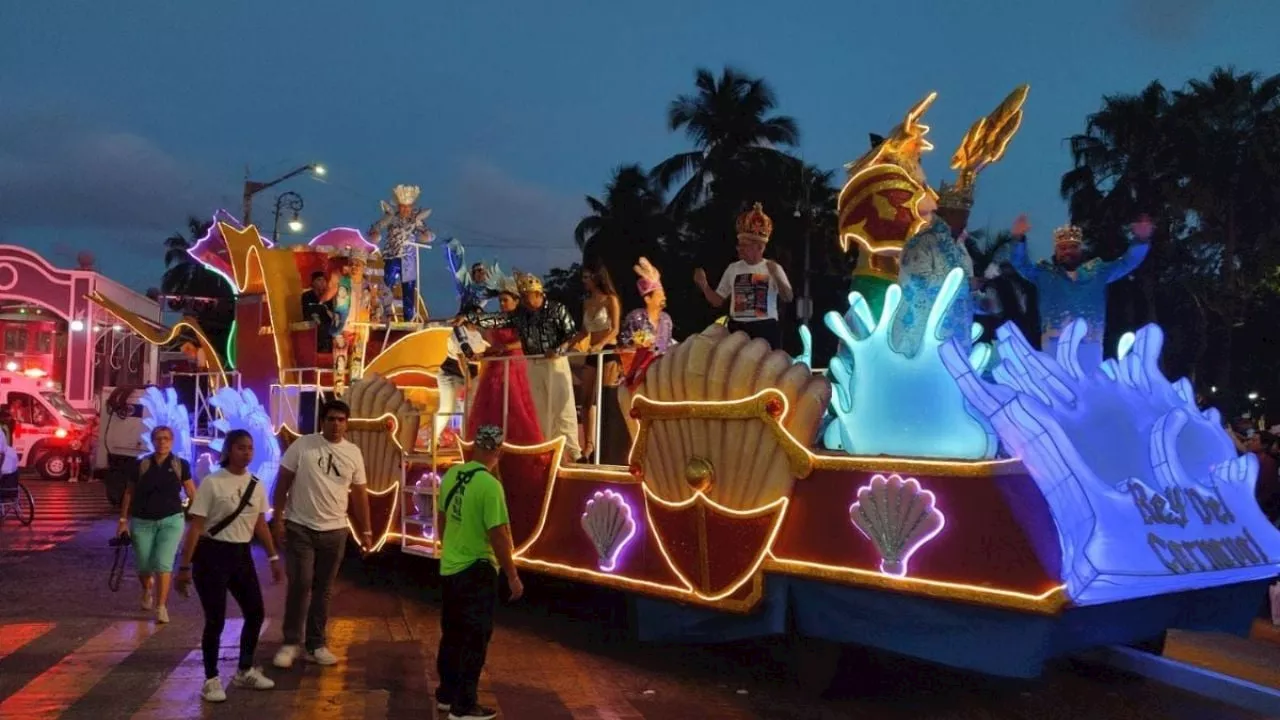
[433,347,624,466]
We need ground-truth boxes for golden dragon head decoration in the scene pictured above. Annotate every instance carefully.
[938,85,1030,211]
[837,92,939,255]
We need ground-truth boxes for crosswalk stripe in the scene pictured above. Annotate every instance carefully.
[0,623,55,663]
[0,621,160,719]
[131,619,275,719]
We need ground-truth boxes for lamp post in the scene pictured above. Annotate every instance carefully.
[241,163,325,226]
[272,191,305,243]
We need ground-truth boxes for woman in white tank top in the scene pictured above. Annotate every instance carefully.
[566,265,620,463]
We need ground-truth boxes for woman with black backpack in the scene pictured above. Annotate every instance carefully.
[116,425,194,623]
[175,429,283,703]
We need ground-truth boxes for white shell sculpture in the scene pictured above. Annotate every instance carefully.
[849,474,946,576]
[618,323,831,510]
[344,373,421,492]
[580,490,637,572]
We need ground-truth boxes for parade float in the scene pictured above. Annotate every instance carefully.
[89,101,1280,678]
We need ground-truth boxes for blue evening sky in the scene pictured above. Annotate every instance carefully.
[1,0,1274,313]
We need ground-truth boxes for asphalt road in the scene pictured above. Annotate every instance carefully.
[0,480,1265,719]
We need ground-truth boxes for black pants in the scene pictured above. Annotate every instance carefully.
[728,318,781,347]
[436,561,498,710]
[193,538,265,679]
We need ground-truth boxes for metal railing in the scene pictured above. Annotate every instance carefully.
[432,347,626,465]
[165,370,241,442]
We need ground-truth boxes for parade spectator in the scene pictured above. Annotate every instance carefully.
[116,426,195,624]
[1250,431,1280,524]
[434,425,522,720]
[176,429,281,703]
[271,399,374,669]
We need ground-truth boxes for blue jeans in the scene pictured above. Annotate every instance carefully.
[131,513,185,573]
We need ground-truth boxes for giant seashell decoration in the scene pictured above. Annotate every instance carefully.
[580,490,637,572]
[345,373,421,492]
[850,473,946,576]
[619,324,831,510]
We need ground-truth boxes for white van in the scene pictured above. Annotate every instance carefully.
[0,371,90,480]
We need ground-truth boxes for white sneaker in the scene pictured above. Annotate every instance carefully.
[156,606,169,624]
[201,677,226,703]
[141,589,153,611]
[272,644,300,669]
[305,647,339,666]
[232,667,276,690]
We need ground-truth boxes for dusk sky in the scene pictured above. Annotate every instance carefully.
[2,0,1276,314]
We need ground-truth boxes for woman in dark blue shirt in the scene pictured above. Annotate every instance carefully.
[117,426,195,623]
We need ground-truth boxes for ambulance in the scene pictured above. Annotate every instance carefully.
[0,370,91,480]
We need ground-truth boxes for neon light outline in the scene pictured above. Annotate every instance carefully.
[580,489,638,573]
[848,473,946,577]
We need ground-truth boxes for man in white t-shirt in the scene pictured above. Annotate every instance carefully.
[270,399,373,669]
[693,202,793,348]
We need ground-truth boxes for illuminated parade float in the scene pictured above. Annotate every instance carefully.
[89,95,1280,678]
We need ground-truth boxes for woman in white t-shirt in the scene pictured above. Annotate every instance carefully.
[175,429,284,703]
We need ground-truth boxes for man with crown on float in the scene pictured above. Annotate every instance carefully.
[693,202,794,348]
[1008,213,1153,371]
[459,271,582,460]
[369,184,433,322]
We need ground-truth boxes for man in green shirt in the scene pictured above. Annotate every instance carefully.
[434,425,522,720]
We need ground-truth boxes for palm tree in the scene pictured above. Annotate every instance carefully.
[651,67,800,216]
[1060,68,1280,390]
[159,215,236,364]
[573,164,670,252]
[573,165,672,314]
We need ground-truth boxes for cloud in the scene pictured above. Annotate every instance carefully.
[441,159,584,274]
[0,107,219,239]
[1126,0,1216,42]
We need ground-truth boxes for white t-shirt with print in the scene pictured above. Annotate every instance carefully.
[189,468,268,544]
[716,260,787,322]
[280,433,367,532]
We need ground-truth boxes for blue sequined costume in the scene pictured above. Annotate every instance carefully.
[1009,237,1148,370]
[890,217,975,358]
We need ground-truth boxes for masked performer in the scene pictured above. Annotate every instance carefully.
[369,184,433,322]
[1009,214,1152,371]
[693,202,793,347]
[463,272,580,459]
[462,275,543,446]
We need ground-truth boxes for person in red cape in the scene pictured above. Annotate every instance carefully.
[464,275,545,446]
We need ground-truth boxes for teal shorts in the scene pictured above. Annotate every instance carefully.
[130,513,185,574]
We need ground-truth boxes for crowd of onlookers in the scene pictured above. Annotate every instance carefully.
[1228,416,1280,525]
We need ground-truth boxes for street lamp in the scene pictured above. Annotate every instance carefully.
[241,163,325,226]
[272,191,305,243]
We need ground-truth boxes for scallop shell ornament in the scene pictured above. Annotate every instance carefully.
[580,490,637,572]
[849,474,945,576]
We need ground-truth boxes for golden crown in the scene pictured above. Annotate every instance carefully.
[937,180,974,211]
[735,202,773,242]
[1053,224,1083,247]
[515,271,543,293]
[392,184,420,206]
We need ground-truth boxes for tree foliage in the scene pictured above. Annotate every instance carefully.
[1060,67,1280,407]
